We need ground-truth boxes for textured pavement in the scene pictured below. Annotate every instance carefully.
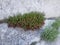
[0,20,59,45]
[0,0,60,20]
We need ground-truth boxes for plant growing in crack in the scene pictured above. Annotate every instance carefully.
[38,18,59,45]
[40,17,60,43]
[41,27,58,42]
[7,14,22,27]
[7,12,45,30]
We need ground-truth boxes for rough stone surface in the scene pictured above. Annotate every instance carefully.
[0,0,60,45]
[0,20,58,45]
[0,23,41,45]
[0,0,60,20]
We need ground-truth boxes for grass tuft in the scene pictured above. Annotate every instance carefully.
[41,27,58,42]
[7,12,45,30]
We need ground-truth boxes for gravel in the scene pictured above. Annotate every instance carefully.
[0,20,58,45]
[0,23,41,45]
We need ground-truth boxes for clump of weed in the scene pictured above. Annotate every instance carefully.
[7,14,22,27]
[41,27,58,42]
[7,12,45,30]
[21,12,45,30]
